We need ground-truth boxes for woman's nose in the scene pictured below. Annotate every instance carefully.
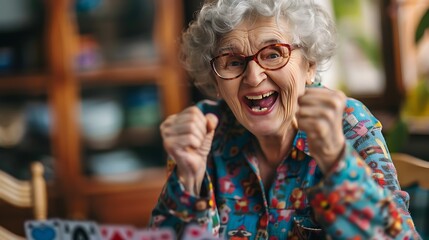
[242,61,266,86]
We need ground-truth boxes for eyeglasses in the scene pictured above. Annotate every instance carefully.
[210,43,300,80]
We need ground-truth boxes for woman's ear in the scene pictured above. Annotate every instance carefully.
[213,79,221,99]
[306,61,317,85]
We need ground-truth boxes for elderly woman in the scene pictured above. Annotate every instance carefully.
[150,0,420,239]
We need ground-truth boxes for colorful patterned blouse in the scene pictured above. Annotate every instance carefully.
[150,97,421,239]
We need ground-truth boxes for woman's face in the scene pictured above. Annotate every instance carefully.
[215,16,316,137]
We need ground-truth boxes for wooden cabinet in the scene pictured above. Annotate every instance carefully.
[0,0,188,234]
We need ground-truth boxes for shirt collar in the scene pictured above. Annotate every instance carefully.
[292,129,312,157]
[216,119,311,159]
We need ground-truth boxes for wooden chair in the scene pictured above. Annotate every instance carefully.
[391,153,429,189]
[0,162,47,240]
[391,153,429,238]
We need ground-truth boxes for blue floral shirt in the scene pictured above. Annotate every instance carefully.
[150,98,421,239]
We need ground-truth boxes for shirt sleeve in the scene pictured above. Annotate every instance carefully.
[306,99,422,239]
[149,159,220,237]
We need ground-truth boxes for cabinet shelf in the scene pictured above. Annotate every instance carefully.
[0,73,48,93]
[82,168,166,195]
[82,127,161,150]
[78,61,162,85]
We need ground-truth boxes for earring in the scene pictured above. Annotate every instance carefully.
[306,78,314,86]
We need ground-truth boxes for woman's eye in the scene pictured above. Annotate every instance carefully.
[267,53,280,59]
[260,47,284,60]
[261,50,282,60]
[228,60,242,66]
[226,57,244,67]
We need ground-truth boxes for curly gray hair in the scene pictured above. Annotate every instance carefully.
[180,0,337,99]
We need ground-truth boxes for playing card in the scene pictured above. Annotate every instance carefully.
[99,224,135,240]
[25,219,62,240]
[60,220,102,240]
[133,227,175,240]
[182,224,219,240]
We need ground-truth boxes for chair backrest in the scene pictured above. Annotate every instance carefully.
[391,153,429,189]
[0,162,47,240]
[391,153,429,239]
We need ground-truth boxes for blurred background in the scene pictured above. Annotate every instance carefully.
[0,0,428,237]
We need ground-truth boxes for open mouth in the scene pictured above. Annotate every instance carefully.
[243,91,279,112]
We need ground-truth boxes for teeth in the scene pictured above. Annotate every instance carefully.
[246,91,274,100]
[247,95,263,100]
[263,91,274,98]
[251,106,268,112]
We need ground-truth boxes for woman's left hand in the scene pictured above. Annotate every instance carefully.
[296,87,347,173]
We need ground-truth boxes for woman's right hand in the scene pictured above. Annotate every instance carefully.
[160,106,218,196]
